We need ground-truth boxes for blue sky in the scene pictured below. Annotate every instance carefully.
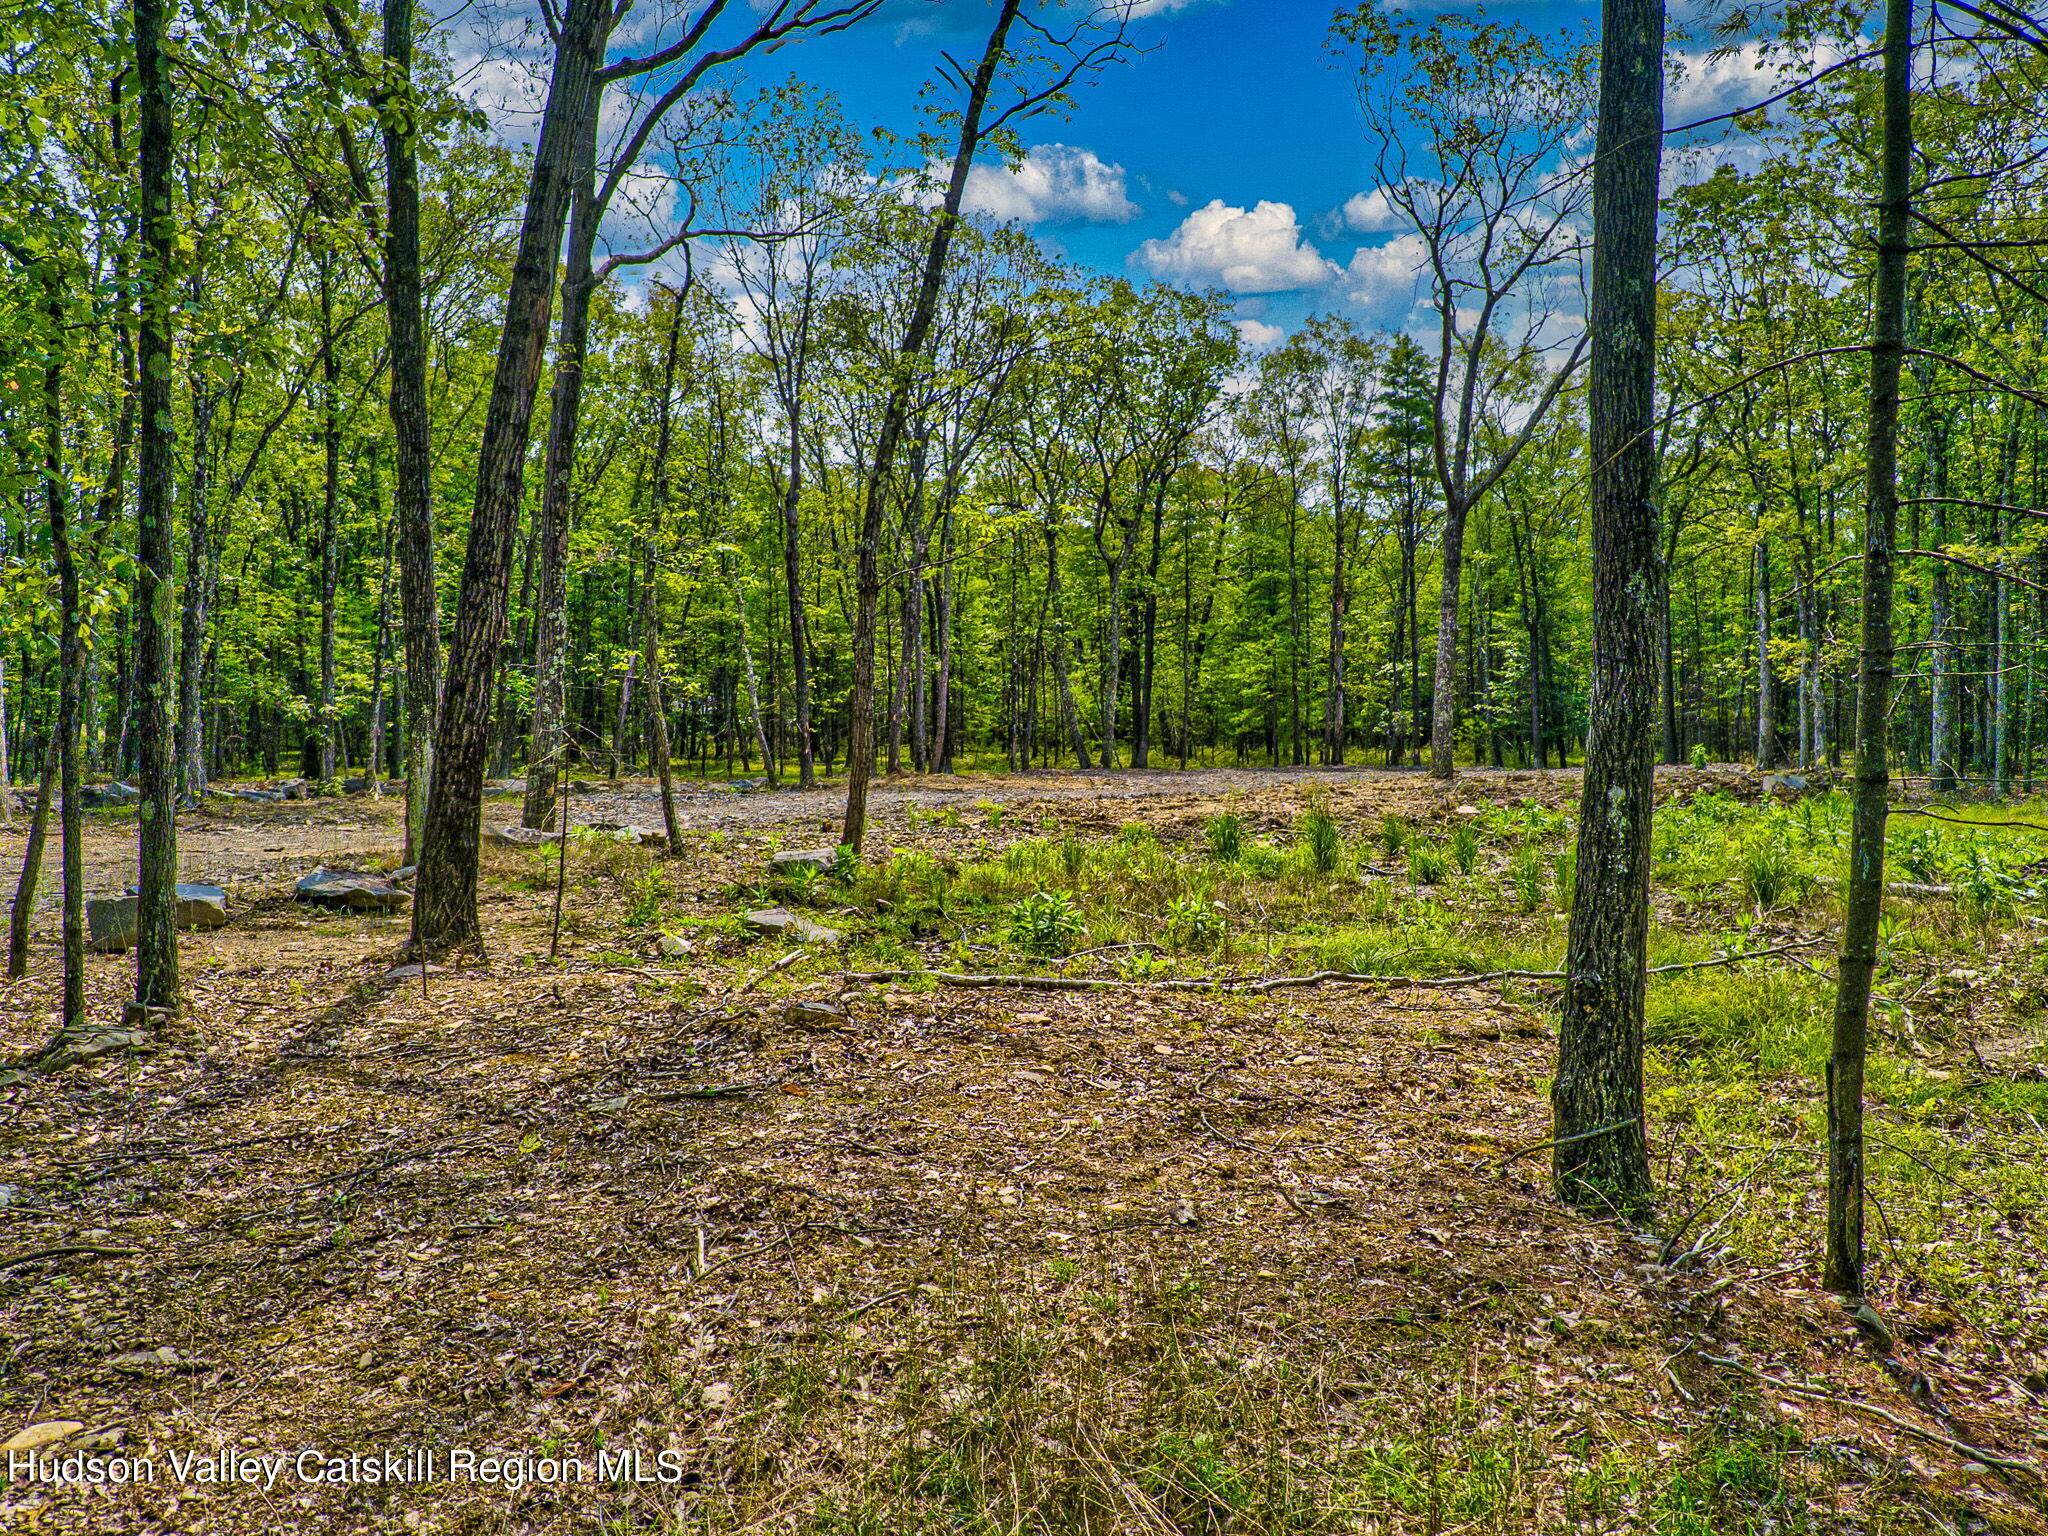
[446,0,1796,344]
[767,0,1600,339]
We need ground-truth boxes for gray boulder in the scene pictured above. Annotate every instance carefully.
[485,824,559,849]
[771,847,838,875]
[742,907,840,945]
[86,886,228,952]
[295,870,409,911]
[79,783,138,810]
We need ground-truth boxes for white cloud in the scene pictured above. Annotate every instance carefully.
[1340,233,1429,314]
[1131,200,1338,294]
[1665,40,1861,127]
[1233,318,1287,350]
[960,144,1140,225]
[1338,186,1410,234]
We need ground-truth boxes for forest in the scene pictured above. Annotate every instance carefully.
[3,0,2048,1531]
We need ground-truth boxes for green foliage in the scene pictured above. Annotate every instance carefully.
[1378,812,1408,857]
[1204,812,1243,864]
[1408,842,1447,885]
[1162,896,1226,952]
[1689,742,1710,769]
[1298,801,1343,874]
[1509,845,1546,913]
[1006,891,1086,956]
[1451,822,1480,875]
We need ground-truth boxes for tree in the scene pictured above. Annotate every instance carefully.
[1827,0,1913,1300]
[1335,2,1596,779]
[1552,0,1664,1216]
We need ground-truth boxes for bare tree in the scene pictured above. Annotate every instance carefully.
[1337,3,1595,779]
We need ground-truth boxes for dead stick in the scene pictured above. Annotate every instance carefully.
[0,1244,138,1274]
[1697,1353,2038,1474]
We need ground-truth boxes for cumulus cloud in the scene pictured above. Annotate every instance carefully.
[960,144,1140,225]
[1337,186,1410,234]
[1233,318,1287,350]
[1131,200,1338,294]
[1665,40,1861,127]
[1340,233,1429,315]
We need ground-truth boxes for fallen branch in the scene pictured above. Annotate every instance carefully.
[841,940,1828,998]
[1494,1116,1643,1169]
[0,1243,138,1274]
[1697,1353,2038,1474]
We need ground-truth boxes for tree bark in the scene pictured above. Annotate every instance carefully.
[133,0,180,1011]
[841,0,1022,854]
[318,253,342,786]
[1828,0,1911,1299]
[382,0,440,864]
[1553,0,1662,1217]
[175,375,218,804]
[411,0,608,951]
[1428,499,1469,778]
[7,757,56,980]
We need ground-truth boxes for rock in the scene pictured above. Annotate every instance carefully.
[389,865,418,886]
[89,887,221,946]
[742,908,840,945]
[575,821,665,847]
[485,824,559,849]
[569,779,599,794]
[1454,804,1480,816]
[658,933,697,958]
[771,846,838,875]
[86,897,139,953]
[785,998,848,1028]
[342,776,375,794]
[274,778,308,800]
[1,1422,85,1453]
[107,1345,185,1374]
[1763,771,1810,801]
[71,1426,126,1453]
[294,870,409,911]
[78,783,137,809]
[730,778,768,793]
[380,963,445,983]
[32,1028,151,1072]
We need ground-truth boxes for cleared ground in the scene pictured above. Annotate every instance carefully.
[1,767,2042,1535]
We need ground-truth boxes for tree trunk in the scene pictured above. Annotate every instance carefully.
[411,0,608,951]
[176,378,217,804]
[318,254,342,786]
[779,414,816,788]
[382,0,440,863]
[1045,523,1094,769]
[1828,0,1911,1300]
[7,756,56,980]
[133,0,180,1012]
[1428,499,1469,778]
[1755,529,1777,769]
[1553,0,1663,1217]
[841,0,1022,855]
[521,96,603,830]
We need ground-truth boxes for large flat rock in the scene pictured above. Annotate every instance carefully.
[86,886,228,953]
[294,870,409,911]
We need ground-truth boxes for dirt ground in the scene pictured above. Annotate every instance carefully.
[1,766,2041,1535]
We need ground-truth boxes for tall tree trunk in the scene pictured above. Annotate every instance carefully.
[1554,0,1662,1216]
[934,505,956,772]
[7,757,56,980]
[38,273,87,1033]
[779,413,816,787]
[412,0,608,950]
[1045,522,1094,770]
[841,0,1022,855]
[319,255,342,786]
[610,653,635,779]
[1327,489,1349,765]
[133,0,180,1012]
[731,559,776,784]
[176,378,217,803]
[382,0,440,863]
[1428,498,1470,778]
[521,96,603,830]
[1828,0,1911,1299]
[1755,529,1777,769]
[1928,425,1957,790]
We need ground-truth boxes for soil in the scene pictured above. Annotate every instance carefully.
[0,766,2039,1535]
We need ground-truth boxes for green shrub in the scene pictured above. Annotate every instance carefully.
[1007,891,1086,956]
[1162,896,1226,952]
[1058,834,1087,885]
[1299,802,1343,874]
[1739,836,1795,910]
[1408,843,1448,886]
[1378,812,1408,858]
[1239,844,1284,880]
[1553,844,1577,910]
[1689,742,1709,769]
[1204,812,1244,864]
[1510,845,1545,913]
[1115,822,1157,849]
[1451,822,1480,875]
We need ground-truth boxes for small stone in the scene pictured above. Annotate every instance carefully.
[700,1382,733,1408]
[1,1422,85,1452]
[485,824,559,849]
[771,847,838,875]
[785,998,848,1028]
[658,933,697,958]
[380,963,445,983]
[295,870,409,910]
[742,908,841,945]
[71,1426,125,1453]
